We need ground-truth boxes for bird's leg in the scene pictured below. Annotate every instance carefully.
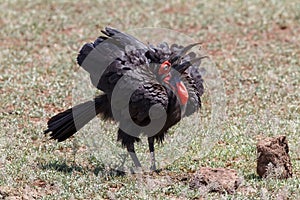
[148,137,156,171]
[126,143,142,169]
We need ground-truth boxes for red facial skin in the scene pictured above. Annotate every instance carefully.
[159,61,189,105]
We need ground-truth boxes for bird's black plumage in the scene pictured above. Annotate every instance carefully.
[44,27,205,170]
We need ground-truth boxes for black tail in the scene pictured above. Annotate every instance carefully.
[44,94,112,142]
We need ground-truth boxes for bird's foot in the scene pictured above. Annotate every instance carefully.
[150,164,157,171]
[129,166,143,174]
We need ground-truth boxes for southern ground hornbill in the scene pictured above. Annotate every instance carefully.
[44,27,205,171]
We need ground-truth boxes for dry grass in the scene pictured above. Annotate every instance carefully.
[0,0,299,199]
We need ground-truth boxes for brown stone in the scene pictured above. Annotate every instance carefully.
[257,135,293,179]
[189,167,242,194]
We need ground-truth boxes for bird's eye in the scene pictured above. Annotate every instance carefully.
[163,65,170,71]
[158,60,171,75]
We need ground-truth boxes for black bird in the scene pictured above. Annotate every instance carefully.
[44,27,205,170]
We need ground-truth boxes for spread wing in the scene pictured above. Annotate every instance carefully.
[77,27,149,92]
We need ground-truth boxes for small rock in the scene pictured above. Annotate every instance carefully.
[257,135,293,179]
[189,167,242,194]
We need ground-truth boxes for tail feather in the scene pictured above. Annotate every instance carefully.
[44,94,112,142]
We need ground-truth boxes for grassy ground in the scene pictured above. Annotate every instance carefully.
[0,0,299,199]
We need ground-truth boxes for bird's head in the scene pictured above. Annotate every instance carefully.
[146,43,206,105]
[156,59,189,105]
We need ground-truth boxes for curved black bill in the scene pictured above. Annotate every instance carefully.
[169,43,202,64]
[174,55,208,73]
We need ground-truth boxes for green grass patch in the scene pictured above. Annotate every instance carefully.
[0,0,299,199]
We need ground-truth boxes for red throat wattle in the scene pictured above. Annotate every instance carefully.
[176,81,189,105]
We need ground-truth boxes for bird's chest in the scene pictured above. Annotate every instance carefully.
[165,89,186,127]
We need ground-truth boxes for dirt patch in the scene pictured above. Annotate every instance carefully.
[0,181,59,199]
[257,135,293,179]
[189,167,242,194]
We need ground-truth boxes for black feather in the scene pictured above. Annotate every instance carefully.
[45,27,205,167]
[44,94,112,142]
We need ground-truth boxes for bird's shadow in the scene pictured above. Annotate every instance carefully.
[39,159,162,177]
[39,160,126,177]
[40,161,83,174]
